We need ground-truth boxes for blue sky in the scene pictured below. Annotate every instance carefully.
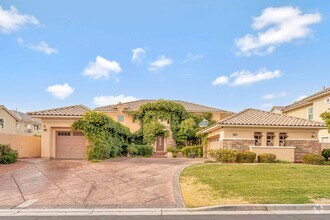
[1,0,329,112]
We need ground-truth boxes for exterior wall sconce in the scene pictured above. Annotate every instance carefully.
[43,125,47,131]
[311,132,316,138]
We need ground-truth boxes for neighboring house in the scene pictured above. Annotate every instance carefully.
[96,100,234,153]
[28,105,90,159]
[271,87,330,143]
[11,110,42,136]
[28,101,234,159]
[0,105,20,134]
[198,108,326,162]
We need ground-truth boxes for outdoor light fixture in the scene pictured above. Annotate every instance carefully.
[198,118,209,127]
[312,132,316,138]
[43,125,47,131]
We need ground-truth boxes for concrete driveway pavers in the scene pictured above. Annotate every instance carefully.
[0,158,200,208]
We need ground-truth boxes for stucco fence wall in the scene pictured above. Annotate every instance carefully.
[0,133,41,158]
[249,146,296,162]
[207,139,321,162]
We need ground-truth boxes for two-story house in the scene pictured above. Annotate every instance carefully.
[28,100,234,159]
[271,87,330,143]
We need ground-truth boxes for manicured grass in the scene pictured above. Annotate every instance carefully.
[180,163,330,207]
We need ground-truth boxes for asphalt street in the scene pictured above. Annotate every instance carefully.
[1,214,330,220]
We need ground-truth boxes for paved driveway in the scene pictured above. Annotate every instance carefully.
[0,158,199,208]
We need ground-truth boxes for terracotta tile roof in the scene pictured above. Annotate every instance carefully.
[95,99,235,114]
[28,105,90,117]
[217,108,325,127]
[11,110,42,125]
[283,87,330,112]
[270,106,285,112]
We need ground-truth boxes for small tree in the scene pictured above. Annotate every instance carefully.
[142,121,168,144]
[321,112,330,133]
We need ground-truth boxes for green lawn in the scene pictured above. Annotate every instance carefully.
[180,163,330,207]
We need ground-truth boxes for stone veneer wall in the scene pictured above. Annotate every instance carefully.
[221,139,255,151]
[165,125,176,148]
[286,140,321,162]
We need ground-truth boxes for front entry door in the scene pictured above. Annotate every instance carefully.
[156,135,165,152]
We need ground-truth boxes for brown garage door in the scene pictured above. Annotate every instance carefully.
[56,131,86,159]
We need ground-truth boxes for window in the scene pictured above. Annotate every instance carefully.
[322,137,329,143]
[0,118,4,129]
[307,107,313,120]
[57,131,71,136]
[266,132,275,146]
[325,97,330,104]
[279,133,288,146]
[117,115,124,123]
[33,125,39,130]
[254,132,262,146]
[16,122,20,129]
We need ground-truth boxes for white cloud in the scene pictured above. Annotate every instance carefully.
[296,95,307,101]
[212,69,281,87]
[261,92,287,100]
[17,38,58,55]
[235,6,322,55]
[0,5,39,34]
[260,103,273,109]
[131,48,146,64]
[46,83,74,100]
[182,53,203,63]
[148,55,172,71]
[83,56,122,80]
[93,95,138,106]
[212,76,229,86]
[231,69,281,86]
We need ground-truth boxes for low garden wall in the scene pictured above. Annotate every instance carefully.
[0,133,41,158]
[249,146,296,162]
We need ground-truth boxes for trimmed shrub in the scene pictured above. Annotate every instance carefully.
[302,154,325,165]
[258,153,276,163]
[181,145,203,158]
[236,151,256,163]
[128,145,153,157]
[209,149,237,163]
[136,145,153,157]
[322,149,330,161]
[127,145,138,156]
[0,144,18,164]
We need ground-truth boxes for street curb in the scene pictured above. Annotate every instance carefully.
[192,204,330,211]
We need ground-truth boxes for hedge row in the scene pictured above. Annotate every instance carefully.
[209,149,278,163]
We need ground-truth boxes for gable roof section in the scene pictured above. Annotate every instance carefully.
[199,108,326,134]
[11,110,42,125]
[283,87,330,112]
[95,99,234,114]
[0,105,20,121]
[28,105,90,117]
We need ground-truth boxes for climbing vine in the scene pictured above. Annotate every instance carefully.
[72,111,131,160]
[134,100,215,147]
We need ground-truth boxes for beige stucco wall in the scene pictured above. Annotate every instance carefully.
[40,117,86,158]
[105,111,140,132]
[102,107,231,133]
[249,146,295,162]
[0,109,17,134]
[0,133,41,157]
[284,95,330,142]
